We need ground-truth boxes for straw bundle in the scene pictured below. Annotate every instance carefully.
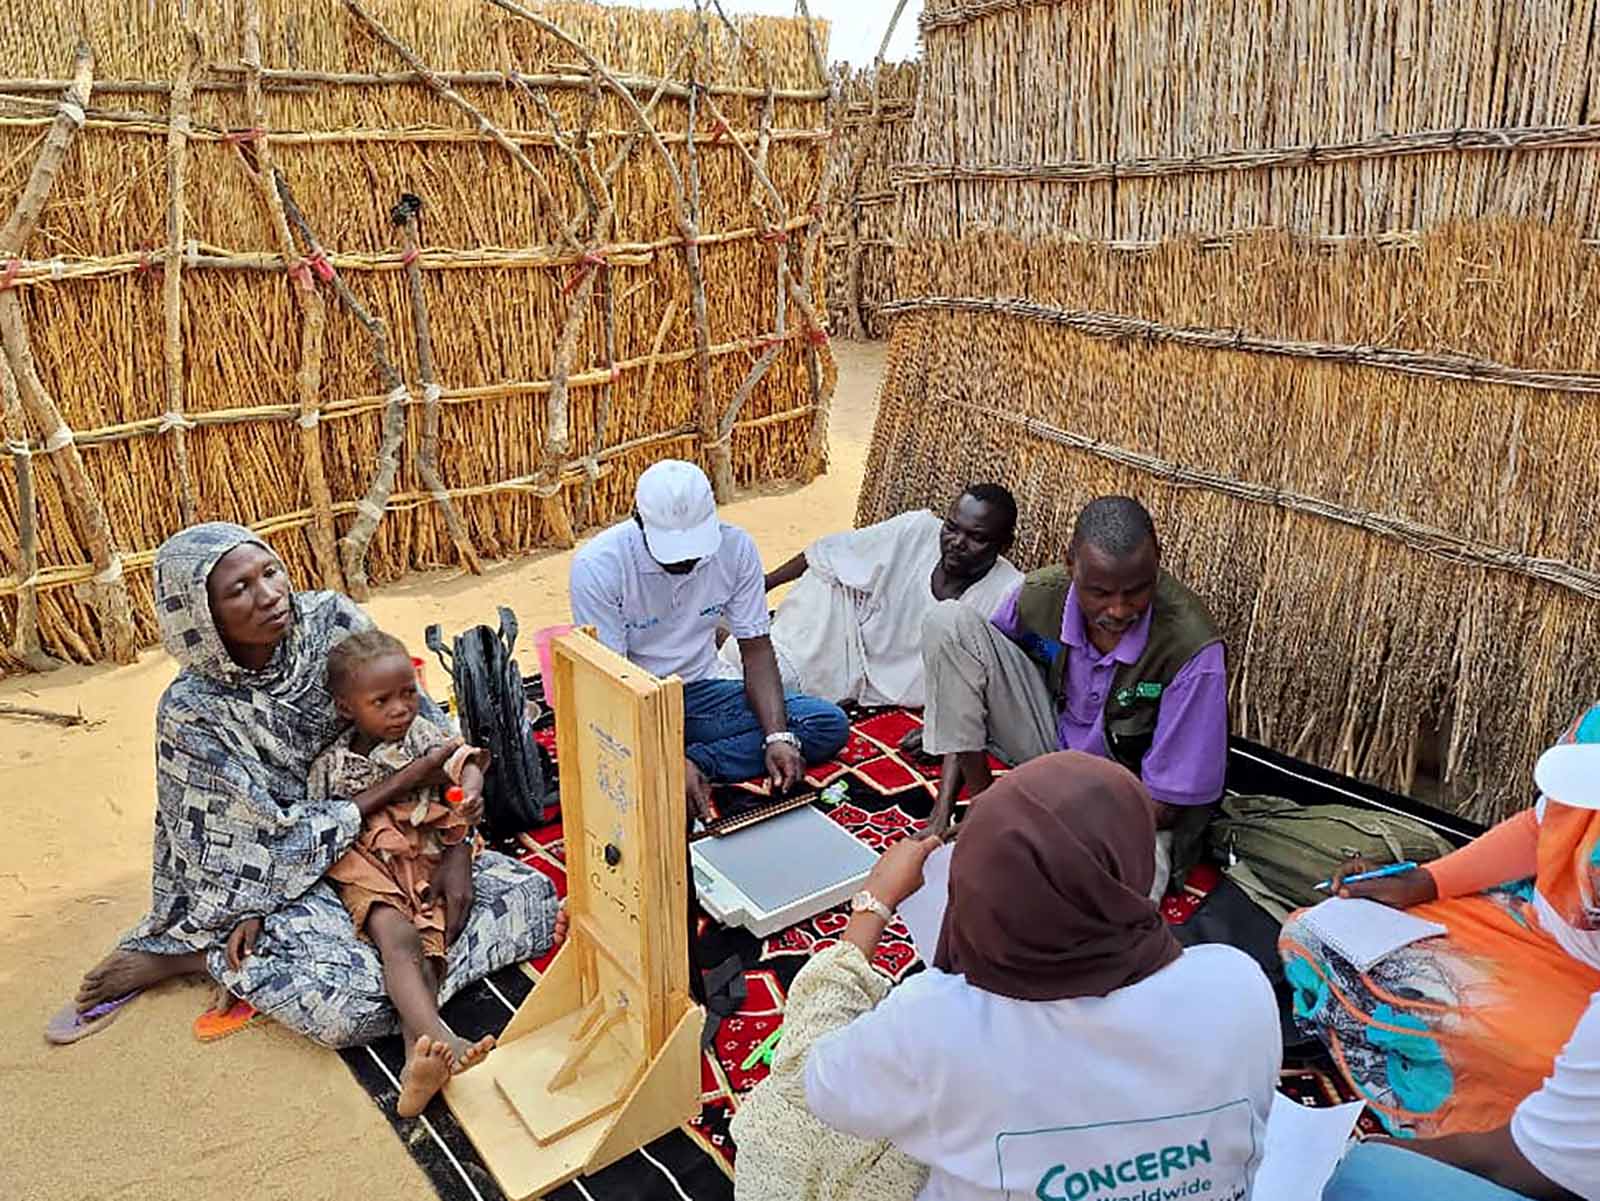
[824,59,917,338]
[864,0,1600,821]
[0,0,835,670]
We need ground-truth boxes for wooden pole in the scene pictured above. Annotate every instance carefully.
[162,0,199,525]
[237,0,343,592]
[1,354,58,669]
[843,0,911,341]
[276,172,406,601]
[482,0,729,500]
[793,0,835,477]
[0,45,137,665]
[342,0,580,255]
[392,195,482,575]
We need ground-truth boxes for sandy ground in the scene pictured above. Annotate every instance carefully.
[0,342,885,1201]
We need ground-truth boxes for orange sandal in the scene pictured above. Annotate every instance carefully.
[193,999,263,1042]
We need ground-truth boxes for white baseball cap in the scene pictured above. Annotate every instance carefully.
[635,459,721,563]
[1535,743,1600,810]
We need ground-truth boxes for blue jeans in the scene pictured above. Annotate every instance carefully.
[682,678,849,782]
[1323,1142,1535,1201]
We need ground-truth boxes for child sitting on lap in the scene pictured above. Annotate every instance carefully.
[310,629,496,1117]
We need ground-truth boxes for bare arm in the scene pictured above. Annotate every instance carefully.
[764,551,808,592]
[1384,1128,1577,1201]
[739,634,789,736]
[349,742,455,818]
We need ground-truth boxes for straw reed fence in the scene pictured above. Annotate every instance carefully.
[823,59,917,339]
[0,0,837,671]
[861,0,1600,822]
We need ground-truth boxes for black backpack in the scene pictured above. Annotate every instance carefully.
[425,607,550,839]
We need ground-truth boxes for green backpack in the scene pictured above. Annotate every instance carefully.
[1207,794,1457,922]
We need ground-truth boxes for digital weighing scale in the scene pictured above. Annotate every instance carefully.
[691,803,881,936]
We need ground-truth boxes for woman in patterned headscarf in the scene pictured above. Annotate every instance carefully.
[57,523,560,1047]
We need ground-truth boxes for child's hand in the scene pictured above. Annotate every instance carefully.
[454,788,485,826]
[225,916,264,971]
[454,761,487,825]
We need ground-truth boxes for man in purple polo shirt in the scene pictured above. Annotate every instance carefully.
[919,496,1226,892]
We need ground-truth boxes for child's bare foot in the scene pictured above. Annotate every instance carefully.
[552,905,570,949]
[396,1035,454,1117]
[450,1033,496,1074]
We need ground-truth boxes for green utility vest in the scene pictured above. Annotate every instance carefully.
[1012,566,1223,776]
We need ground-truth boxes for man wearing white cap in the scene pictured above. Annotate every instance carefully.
[569,459,851,813]
[1287,717,1600,1201]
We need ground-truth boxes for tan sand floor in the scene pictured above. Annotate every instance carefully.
[0,343,884,1201]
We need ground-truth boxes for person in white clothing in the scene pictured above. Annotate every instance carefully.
[569,460,850,814]
[718,485,1022,708]
[730,751,1282,1201]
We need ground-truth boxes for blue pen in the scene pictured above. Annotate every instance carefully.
[1315,860,1418,892]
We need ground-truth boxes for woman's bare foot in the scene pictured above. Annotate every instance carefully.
[552,905,570,950]
[449,1033,495,1074]
[76,949,202,1012]
[396,1035,454,1117]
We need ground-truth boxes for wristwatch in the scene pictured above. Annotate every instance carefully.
[764,730,802,750]
[850,889,894,922]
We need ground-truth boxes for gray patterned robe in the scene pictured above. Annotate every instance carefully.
[120,523,558,1047]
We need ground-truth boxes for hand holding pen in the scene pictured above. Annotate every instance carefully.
[1319,857,1438,910]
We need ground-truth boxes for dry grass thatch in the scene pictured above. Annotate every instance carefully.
[824,58,916,339]
[861,0,1600,822]
[0,0,837,671]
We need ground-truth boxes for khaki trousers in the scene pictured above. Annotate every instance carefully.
[919,601,1172,899]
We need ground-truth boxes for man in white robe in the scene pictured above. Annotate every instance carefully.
[719,485,1021,708]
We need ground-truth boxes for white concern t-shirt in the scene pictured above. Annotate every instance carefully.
[1513,990,1600,1200]
[805,944,1280,1201]
[568,519,767,683]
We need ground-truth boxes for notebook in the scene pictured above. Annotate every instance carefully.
[1294,896,1447,970]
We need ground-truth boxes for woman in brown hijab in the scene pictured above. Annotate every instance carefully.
[731,751,1281,1201]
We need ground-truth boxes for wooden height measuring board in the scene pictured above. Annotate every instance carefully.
[444,630,703,1198]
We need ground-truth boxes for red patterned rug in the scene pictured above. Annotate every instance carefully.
[343,702,1371,1201]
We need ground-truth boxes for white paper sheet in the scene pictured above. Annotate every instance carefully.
[1295,896,1448,970]
[897,841,952,958]
[1253,1092,1366,1201]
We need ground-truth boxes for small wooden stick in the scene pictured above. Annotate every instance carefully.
[548,1002,628,1091]
[572,992,606,1040]
[0,701,88,726]
[276,172,406,600]
[392,195,482,575]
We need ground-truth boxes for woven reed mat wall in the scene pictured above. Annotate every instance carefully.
[0,0,837,671]
[824,59,917,339]
[860,0,1600,823]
